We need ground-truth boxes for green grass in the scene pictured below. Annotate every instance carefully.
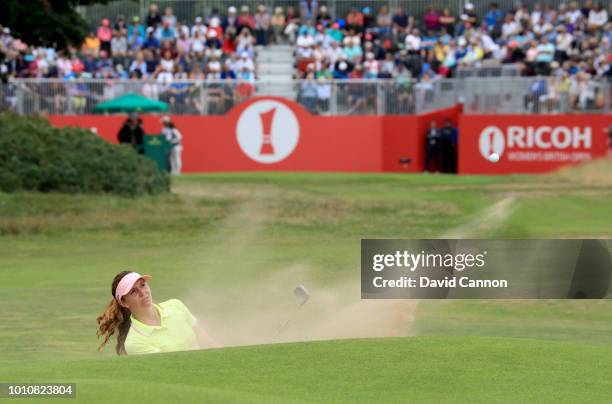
[1,337,611,403]
[2,171,612,402]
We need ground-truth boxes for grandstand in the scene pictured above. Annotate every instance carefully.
[0,0,609,115]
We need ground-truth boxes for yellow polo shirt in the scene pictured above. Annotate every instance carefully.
[125,299,199,355]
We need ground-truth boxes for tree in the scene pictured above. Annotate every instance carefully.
[1,0,111,49]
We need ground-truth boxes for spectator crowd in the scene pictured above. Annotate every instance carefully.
[0,1,611,114]
[293,1,611,113]
[0,3,269,113]
[1,3,264,83]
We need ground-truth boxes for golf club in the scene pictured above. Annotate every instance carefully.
[274,285,310,338]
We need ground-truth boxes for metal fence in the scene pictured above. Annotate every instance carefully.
[78,0,612,30]
[436,77,611,114]
[456,64,522,79]
[1,79,415,116]
[1,78,610,116]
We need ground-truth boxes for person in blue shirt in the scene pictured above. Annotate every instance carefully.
[220,63,236,79]
[96,51,114,77]
[298,19,316,36]
[524,78,547,112]
[143,49,159,75]
[142,28,160,51]
[129,35,145,52]
[128,16,145,42]
[333,57,352,79]
[484,3,504,34]
[392,7,409,29]
[438,28,452,45]
[421,30,438,52]
[158,22,176,41]
[455,44,468,62]
[82,54,97,74]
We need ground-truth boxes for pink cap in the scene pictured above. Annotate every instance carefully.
[115,272,152,301]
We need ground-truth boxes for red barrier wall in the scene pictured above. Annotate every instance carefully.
[58,99,610,176]
[458,114,611,174]
[380,104,462,173]
[49,97,462,173]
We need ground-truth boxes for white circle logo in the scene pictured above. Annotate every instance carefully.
[236,100,300,164]
[479,126,505,163]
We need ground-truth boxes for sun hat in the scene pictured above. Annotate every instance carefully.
[115,272,152,301]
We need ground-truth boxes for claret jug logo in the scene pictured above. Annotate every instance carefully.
[236,100,300,164]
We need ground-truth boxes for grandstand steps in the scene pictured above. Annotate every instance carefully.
[256,44,296,100]
[257,54,295,64]
[255,81,298,101]
[257,64,295,75]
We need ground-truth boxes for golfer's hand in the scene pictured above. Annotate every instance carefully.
[194,323,223,349]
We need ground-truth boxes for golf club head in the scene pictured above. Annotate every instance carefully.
[294,285,310,304]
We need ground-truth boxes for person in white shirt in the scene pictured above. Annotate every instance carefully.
[555,25,573,62]
[142,77,159,100]
[191,31,206,53]
[514,4,530,22]
[161,116,183,175]
[235,51,255,72]
[162,7,177,28]
[363,52,379,75]
[405,28,421,53]
[296,31,314,47]
[236,28,255,50]
[56,51,73,78]
[156,50,175,83]
[175,21,190,38]
[567,2,583,24]
[207,52,222,79]
[501,14,519,39]
[129,51,148,77]
[326,41,344,68]
[191,17,207,37]
[588,3,608,31]
[296,31,314,59]
[531,3,543,26]
[224,53,238,74]
[479,30,499,55]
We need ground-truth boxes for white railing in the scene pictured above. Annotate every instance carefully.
[1,77,610,116]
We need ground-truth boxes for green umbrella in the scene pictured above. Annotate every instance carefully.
[93,92,169,113]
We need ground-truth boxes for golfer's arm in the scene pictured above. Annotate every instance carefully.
[193,322,223,349]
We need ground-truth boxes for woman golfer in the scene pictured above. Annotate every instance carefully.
[97,271,220,355]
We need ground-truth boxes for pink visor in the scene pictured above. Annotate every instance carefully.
[115,272,152,301]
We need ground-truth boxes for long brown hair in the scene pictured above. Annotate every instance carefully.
[96,271,132,355]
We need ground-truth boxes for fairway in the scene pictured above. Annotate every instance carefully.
[3,337,612,403]
[2,168,612,402]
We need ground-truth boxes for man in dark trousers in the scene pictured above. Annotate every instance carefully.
[424,120,441,173]
[440,118,458,173]
[117,113,145,154]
